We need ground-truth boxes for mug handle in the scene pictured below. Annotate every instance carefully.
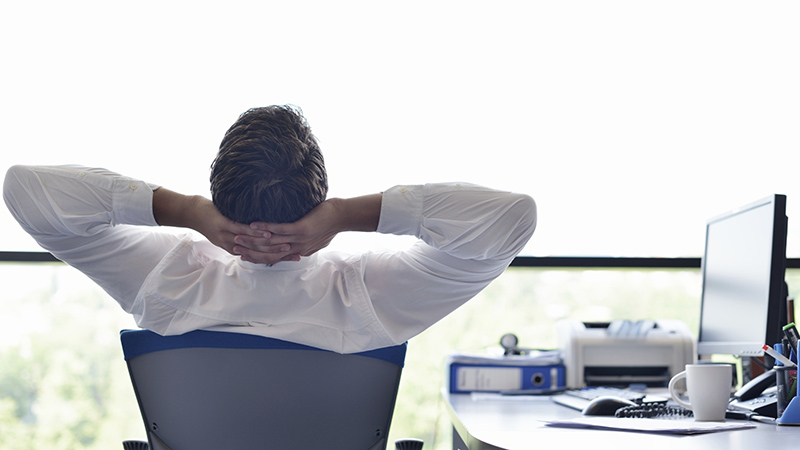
[669,370,692,409]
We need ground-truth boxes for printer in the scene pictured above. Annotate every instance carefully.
[557,319,696,389]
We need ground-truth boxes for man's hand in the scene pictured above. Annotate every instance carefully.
[191,198,291,262]
[236,199,341,264]
[154,188,383,266]
[234,193,383,265]
[152,188,295,265]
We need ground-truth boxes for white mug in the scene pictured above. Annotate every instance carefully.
[668,364,732,421]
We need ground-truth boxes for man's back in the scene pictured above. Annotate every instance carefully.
[4,165,536,353]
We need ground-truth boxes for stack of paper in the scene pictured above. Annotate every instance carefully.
[544,417,757,435]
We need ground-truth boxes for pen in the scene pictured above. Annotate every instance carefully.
[762,344,797,367]
[783,323,800,353]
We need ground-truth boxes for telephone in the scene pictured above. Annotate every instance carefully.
[728,369,778,418]
[499,333,540,356]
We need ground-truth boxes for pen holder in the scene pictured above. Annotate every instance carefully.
[777,396,800,425]
[776,366,797,418]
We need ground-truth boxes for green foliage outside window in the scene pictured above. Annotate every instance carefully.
[1,263,798,449]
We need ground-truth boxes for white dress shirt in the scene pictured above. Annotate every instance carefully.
[4,165,536,353]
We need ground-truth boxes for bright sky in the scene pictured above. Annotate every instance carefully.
[2,1,799,257]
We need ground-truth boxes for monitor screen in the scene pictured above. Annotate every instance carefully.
[697,194,788,357]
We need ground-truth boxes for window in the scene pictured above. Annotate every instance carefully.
[2,2,798,449]
[1,2,798,257]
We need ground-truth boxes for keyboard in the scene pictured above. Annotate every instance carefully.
[551,387,667,411]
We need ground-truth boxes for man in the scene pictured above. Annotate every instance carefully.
[4,105,536,353]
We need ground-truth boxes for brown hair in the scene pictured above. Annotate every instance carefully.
[210,105,327,224]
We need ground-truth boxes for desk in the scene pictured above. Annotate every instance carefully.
[442,389,800,450]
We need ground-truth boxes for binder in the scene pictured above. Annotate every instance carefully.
[447,352,566,393]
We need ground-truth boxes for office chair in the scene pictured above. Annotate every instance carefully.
[120,329,416,450]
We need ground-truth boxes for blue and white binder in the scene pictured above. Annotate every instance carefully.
[447,351,565,394]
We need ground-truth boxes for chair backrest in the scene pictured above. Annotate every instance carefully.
[121,329,407,450]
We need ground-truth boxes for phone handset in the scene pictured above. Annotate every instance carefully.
[733,369,777,401]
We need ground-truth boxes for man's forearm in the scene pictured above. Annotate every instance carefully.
[328,193,382,233]
[152,187,207,229]
[152,186,276,259]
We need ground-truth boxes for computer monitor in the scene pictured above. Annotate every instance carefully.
[697,194,788,358]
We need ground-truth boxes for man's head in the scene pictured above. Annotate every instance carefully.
[210,105,328,224]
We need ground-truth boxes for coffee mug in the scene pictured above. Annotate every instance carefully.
[668,364,732,421]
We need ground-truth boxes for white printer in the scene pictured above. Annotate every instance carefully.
[557,319,696,389]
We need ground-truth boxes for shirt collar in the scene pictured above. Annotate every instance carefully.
[235,253,317,271]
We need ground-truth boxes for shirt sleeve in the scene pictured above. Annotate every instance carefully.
[3,164,178,310]
[4,165,159,237]
[366,182,537,344]
[378,182,537,262]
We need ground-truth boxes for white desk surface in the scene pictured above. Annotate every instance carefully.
[442,389,800,450]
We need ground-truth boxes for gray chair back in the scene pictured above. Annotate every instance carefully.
[121,329,406,450]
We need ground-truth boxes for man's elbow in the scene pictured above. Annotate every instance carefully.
[504,193,537,258]
[515,193,538,238]
[3,165,31,221]
[4,165,24,198]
